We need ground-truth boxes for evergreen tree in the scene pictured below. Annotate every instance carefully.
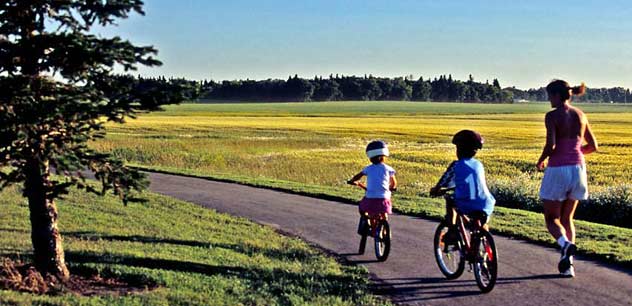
[312,79,341,101]
[411,77,432,101]
[0,1,192,280]
[285,75,314,101]
[361,77,382,100]
[388,77,412,100]
[338,76,364,100]
[376,78,393,100]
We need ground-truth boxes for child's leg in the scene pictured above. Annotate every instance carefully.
[357,209,368,235]
[445,196,457,226]
[441,196,460,244]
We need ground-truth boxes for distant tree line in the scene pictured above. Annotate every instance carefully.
[138,74,632,103]
[198,74,513,103]
[134,76,201,100]
[508,86,632,103]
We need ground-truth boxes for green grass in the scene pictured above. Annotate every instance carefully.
[0,186,386,306]
[161,101,632,117]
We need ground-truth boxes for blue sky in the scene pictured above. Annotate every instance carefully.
[99,0,632,89]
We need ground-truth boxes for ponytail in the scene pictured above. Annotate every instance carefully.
[571,82,586,96]
[546,79,586,101]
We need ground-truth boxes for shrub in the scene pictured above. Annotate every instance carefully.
[491,176,632,229]
[579,185,632,228]
[490,174,541,212]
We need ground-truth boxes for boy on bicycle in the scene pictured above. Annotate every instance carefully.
[348,140,397,234]
[430,130,495,243]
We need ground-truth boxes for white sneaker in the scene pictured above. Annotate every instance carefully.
[560,265,575,278]
[558,242,577,273]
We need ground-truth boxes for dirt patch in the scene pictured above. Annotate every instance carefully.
[0,258,157,296]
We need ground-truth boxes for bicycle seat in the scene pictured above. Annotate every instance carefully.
[363,211,388,220]
[465,210,488,225]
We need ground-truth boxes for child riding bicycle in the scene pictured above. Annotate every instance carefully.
[348,140,397,233]
[430,130,495,244]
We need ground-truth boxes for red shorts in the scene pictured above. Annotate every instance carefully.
[359,197,392,216]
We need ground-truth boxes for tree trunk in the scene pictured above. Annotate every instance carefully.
[24,159,70,281]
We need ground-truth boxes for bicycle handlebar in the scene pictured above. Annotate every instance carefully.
[347,180,397,192]
[347,180,367,190]
[429,187,455,197]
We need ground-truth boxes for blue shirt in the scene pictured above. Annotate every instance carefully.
[437,158,495,216]
[362,163,396,199]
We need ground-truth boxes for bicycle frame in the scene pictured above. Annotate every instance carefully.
[456,212,494,262]
[363,212,388,236]
[456,214,479,260]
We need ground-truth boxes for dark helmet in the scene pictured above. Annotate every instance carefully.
[452,130,484,150]
[366,140,389,158]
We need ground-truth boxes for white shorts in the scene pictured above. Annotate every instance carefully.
[539,164,588,201]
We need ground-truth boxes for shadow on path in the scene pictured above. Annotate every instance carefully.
[64,231,318,263]
[368,273,568,304]
[368,276,481,303]
[65,250,368,300]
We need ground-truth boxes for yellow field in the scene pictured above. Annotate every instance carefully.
[95,106,632,200]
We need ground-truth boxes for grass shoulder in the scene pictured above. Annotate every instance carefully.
[0,186,387,305]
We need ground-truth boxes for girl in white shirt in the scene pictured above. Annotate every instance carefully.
[348,140,397,216]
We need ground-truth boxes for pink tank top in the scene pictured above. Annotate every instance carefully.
[548,137,585,167]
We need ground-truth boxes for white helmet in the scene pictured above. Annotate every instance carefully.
[366,140,389,158]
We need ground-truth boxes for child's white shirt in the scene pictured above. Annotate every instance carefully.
[362,163,396,199]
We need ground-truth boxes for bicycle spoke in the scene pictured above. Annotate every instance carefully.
[473,231,497,292]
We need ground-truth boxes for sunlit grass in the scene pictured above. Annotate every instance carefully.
[0,186,385,305]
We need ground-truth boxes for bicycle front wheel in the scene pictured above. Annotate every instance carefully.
[473,230,498,293]
[374,221,391,262]
[433,221,465,279]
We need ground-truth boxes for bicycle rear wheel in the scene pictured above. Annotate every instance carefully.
[473,230,498,293]
[433,221,465,279]
[374,221,390,262]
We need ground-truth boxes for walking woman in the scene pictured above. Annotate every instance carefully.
[536,80,598,277]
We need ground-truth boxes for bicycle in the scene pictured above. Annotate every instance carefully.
[431,188,498,293]
[348,181,391,262]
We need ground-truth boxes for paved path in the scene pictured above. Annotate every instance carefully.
[147,172,632,306]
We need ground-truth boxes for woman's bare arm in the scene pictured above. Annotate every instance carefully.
[537,112,556,170]
[581,121,598,154]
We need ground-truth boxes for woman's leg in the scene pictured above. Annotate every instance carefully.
[560,199,579,275]
[560,199,579,243]
[543,200,566,240]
